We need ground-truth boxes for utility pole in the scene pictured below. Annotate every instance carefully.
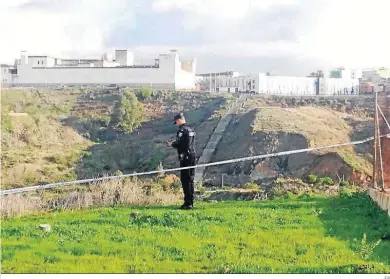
[209,73,211,93]
[221,173,224,188]
[376,98,386,192]
[373,91,378,188]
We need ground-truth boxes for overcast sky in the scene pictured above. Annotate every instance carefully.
[1,0,389,75]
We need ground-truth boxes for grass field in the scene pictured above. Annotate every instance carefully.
[1,194,389,274]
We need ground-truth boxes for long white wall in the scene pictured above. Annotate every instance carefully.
[323,78,359,95]
[9,50,197,90]
[201,73,360,96]
[257,76,317,95]
[16,66,175,86]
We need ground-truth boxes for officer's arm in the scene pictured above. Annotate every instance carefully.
[171,130,183,149]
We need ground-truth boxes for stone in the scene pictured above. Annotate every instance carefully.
[39,224,51,232]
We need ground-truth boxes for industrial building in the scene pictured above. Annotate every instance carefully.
[0,49,197,90]
[198,70,360,96]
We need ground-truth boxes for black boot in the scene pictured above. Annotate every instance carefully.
[180,203,193,210]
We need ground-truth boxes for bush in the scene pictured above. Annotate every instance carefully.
[316,176,334,185]
[111,90,145,133]
[307,174,317,184]
[140,88,152,100]
[282,192,297,200]
[243,182,260,190]
[340,180,350,187]
[339,185,359,198]
[298,193,312,200]
[197,186,206,193]
[321,177,334,185]
[360,233,382,260]
[159,174,182,193]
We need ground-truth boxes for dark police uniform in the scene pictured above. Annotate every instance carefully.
[171,114,196,208]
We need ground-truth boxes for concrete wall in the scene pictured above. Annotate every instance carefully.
[15,66,174,85]
[9,50,196,90]
[368,189,390,216]
[257,76,317,95]
[323,78,359,95]
[200,73,359,96]
[14,52,175,87]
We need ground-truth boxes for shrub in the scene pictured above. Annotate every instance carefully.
[140,88,152,100]
[340,180,350,187]
[298,193,312,200]
[316,176,334,185]
[360,233,382,260]
[321,177,334,185]
[196,179,203,189]
[339,185,359,198]
[282,192,297,200]
[243,182,260,190]
[111,90,145,133]
[307,174,317,184]
[159,174,182,193]
[197,186,206,193]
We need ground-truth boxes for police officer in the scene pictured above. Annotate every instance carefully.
[167,112,196,210]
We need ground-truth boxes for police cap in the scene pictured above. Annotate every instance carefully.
[173,112,184,124]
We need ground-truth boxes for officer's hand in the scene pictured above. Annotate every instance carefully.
[166,141,172,147]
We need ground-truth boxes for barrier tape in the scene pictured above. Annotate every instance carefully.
[2,134,389,196]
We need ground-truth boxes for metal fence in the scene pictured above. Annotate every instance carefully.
[373,92,390,190]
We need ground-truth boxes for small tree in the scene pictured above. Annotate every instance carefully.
[111,90,145,133]
[140,87,152,100]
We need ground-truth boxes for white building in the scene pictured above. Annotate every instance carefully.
[199,72,359,96]
[360,67,390,93]
[328,67,363,79]
[1,49,197,91]
[1,64,13,86]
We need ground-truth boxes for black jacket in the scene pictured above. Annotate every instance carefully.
[172,124,196,155]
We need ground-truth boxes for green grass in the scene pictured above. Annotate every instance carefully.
[1,194,389,274]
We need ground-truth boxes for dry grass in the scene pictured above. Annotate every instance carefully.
[0,178,181,218]
[253,106,372,174]
[1,88,94,189]
[1,114,92,188]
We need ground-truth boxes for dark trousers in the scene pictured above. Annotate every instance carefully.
[179,153,196,206]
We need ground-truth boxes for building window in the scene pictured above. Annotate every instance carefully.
[37,61,40,65]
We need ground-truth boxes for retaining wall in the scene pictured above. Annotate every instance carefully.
[368,188,390,216]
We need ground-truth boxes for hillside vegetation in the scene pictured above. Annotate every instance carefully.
[1,193,389,273]
[254,106,372,174]
[1,89,93,188]
[1,88,232,189]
